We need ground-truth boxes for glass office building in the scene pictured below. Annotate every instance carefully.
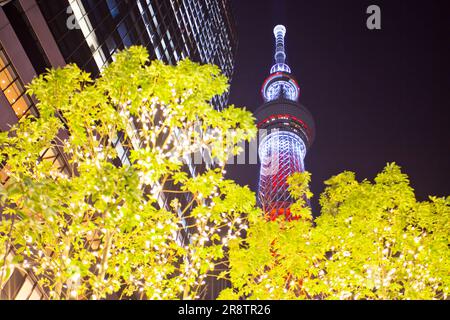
[0,0,237,300]
[1,0,236,112]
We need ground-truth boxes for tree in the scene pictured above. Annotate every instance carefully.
[0,46,259,300]
[220,164,450,300]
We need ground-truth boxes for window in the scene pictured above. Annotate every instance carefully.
[105,35,118,57]
[106,0,120,18]
[117,22,132,47]
[0,164,11,185]
[0,46,34,118]
[40,147,70,176]
[4,80,23,105]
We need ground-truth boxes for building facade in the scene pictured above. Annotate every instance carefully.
[0,0,237,300]
[255,25,315,220]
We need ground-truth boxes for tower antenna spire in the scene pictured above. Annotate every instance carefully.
[270,25,291,74]
[274,25,287,64]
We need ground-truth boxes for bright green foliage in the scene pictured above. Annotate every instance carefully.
[0,46,258,300]
[221,163,450,300]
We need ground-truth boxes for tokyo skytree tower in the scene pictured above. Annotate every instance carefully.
[255,25,316,220]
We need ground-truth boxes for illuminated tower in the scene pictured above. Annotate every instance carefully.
[256,25,315,220]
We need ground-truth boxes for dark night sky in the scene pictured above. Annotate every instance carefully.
[226,0,450,211]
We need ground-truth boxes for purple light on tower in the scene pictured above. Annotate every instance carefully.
[255,25,316,220]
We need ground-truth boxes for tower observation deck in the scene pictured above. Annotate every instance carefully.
[255,25,315,220]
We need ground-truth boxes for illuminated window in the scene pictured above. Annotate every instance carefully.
[40,147,70,176]
[0,65,16,90]
[0,46,35,118]
[4,80,23,105]
[11,95,33,117]
[0,164,11,185]
[69,0,106,70]
[112,133,131,166]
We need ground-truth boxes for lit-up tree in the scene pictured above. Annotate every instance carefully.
[220,164,450,300]
[0,46,258,300]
